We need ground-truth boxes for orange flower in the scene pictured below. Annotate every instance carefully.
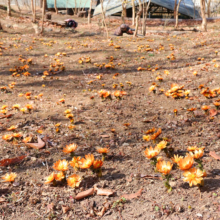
[1,105,8,110]
[171,154,183,164]
[157,156,164,162]
[151,128,162,140]
[213,101,220,107]
[187,146,198,151]
[44,172,56,184]
[183,168,204,187]
[25,92,31,97]
[12,104,20,110]
[13,133,23,138]
[55,171,65,181]
[113,90,126,98]
[145,128,156,134]
[53,159,69,171]
[189,149,204,159]
[59,98,65,103]
[63,143,78,154]
[156,161,173,175]
[2,134,13,141]
[66,114,74,119]
[20,108,26,113]
[97,148,109,154]
[1,172,17,182]
[98,90,111,99]
[149,85,156,92]
[201,105,210,111]
[25,104,33,110]
[156,141,167,150]
[143,135,151,141]
[64,109,71,114]
[7,125,17,131]
[173,109,178,114]
[79,154,94,169]
[22,136,32,143]
[187,108,196,112]
[144,146,160,159]
[178,155,194,171]
[93,160,103,169]
[0,110,7,114]
[69,156,81,169]
[67,174,81,188]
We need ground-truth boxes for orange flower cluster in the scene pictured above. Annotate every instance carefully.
[165,84,190,99]
[143,128,162,142]
[171,146,206,187]
[64,109,74,124]
[2,173,17,182]
[98,90,111,99]
[113,90,127,99]
[200,87,220,98]
[2,133,23,141]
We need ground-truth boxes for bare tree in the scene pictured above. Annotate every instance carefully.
[15,0,21,12]
[133,0,142,37]
[54,0,58,14]
[200,0,207,31]
[131,0,135,26]
[41,0,46,34]
[100,0,109,38]
[174,0,177,18]
[121,0,127,23]
[32,0,36,23]
[175,0,182,29]
[7,0,11,17]
[207,0,212,17]
[74,0,78,15]
[31,0,34,14]
[142,0,151,36]
[88,0,93,24]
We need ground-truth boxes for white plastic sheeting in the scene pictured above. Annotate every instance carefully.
[94,0,200,19]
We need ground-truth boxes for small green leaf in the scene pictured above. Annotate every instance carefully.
[155,206,159,211]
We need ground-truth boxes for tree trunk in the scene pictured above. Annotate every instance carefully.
[15,0,21,12]
[207,0,212,17]
[100,0,108,38]
[7,0,11,17]
[32,0,36,23]
[142,2,145,35]
[31,0,34,14]
[41,0,46,34]
[174,0,177,18]
[88,0,92,24]
[175,0,182,29]
[142,0,151,36]
[132,0,135,26]
[133,0,142,37]
[200,0,207,31]
[121,2,127,23]
[54,0,58,14]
